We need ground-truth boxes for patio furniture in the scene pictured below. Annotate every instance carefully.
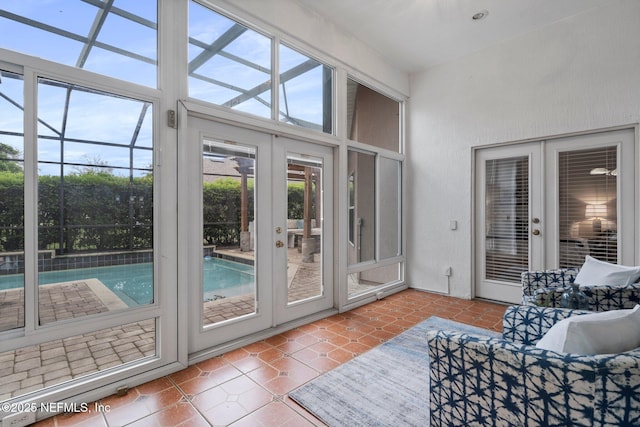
[428,305,640,426]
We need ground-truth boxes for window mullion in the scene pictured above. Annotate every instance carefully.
[23,68,38,334]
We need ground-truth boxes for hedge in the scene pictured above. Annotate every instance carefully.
[0,172,314,254]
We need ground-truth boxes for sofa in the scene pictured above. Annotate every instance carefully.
[428,305,640,426]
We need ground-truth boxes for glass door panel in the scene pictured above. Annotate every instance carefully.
[286,154,323,304]
[558,147,618,267]
[186,116,272,354]
[274,138,333,325]
[201,139,256,326]
[475,143,542,303]
[484,156,530,283]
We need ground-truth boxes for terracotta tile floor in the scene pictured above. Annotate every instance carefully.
[34,289,507,427]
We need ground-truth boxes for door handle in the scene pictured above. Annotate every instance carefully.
[532,229,540,236]
[275,240,284,248]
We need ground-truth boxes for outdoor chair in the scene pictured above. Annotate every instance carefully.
[428,305,640,426]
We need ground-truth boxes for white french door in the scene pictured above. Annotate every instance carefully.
[272,137,334,325]
[475,129,635,303]
[183,115,333,355]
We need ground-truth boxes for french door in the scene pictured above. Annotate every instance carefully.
[475,129,635,303]
[183,115,333,354]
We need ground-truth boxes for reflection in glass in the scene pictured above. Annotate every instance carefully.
[0,70,25,332]
[279,44,333,134]
[201,140,257,326]
[37,78,154,325]
[287,154,323,304]
[346,78,400,151]
[347,150,375,265]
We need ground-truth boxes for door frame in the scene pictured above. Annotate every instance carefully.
[473,126,638,303]
[473,142,543,303]
[178,103,337,360]
[272,136,334,325]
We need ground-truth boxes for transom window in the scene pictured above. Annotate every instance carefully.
[188,1,334,134]
[0,1,158,88]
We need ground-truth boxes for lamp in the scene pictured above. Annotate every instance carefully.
[585,204,607,234]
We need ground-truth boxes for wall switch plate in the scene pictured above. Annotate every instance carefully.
[449,220,457,230]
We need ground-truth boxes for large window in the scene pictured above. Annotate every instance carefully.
[0,1,158,87]
[188,1,334,134]
[0,69,158,401]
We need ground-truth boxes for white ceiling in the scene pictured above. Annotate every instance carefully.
[297,0,608,73]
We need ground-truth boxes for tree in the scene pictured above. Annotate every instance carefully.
[0,142,23,173]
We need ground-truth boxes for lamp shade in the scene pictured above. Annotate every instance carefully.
[585,204,607,219]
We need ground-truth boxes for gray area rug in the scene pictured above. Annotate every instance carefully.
[290,316,499,427]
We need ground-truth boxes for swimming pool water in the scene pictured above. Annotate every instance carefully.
[0,258,255,307]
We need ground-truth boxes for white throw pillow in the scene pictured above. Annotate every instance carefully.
[536,305,640,354]
[574,255,640,286]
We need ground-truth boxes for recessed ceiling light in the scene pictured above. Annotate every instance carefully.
[472,10,489,21]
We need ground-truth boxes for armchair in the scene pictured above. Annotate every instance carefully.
[521,268,640,311]
[428,305,640,426]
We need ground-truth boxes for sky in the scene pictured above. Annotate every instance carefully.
[0,0,328,176]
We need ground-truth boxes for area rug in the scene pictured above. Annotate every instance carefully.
[290,316,500,427]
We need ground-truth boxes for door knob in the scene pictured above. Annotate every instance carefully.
[275,240,284,248]
[532,229,540,236]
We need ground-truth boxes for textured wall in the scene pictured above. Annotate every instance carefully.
[407,0,640,298]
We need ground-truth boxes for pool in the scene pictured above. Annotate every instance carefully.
[0,258,255,307]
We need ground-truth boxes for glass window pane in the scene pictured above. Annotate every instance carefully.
[0,318,156,400]
[188,1,272,119]
[37,78,154,325]
[202,139,256,327]
[0,70,25,333]
[279,44,333,134]
[559,147,617,267]
[0,1,157,87]
[378,157,401,260]
[347,150,375,265]
[348,263,401,297]
[346,78,400,151]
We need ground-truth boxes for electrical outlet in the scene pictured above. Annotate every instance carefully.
[444,267,452,276]
[2,411,36,427]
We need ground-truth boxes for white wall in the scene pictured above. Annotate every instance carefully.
[407,0,640,298]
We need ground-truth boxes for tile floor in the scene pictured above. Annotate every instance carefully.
[33,289,507,427]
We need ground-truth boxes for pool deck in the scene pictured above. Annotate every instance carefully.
[1,246,372,401]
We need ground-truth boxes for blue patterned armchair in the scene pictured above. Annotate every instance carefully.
[428,305,640,426]
[521,268,640,311]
